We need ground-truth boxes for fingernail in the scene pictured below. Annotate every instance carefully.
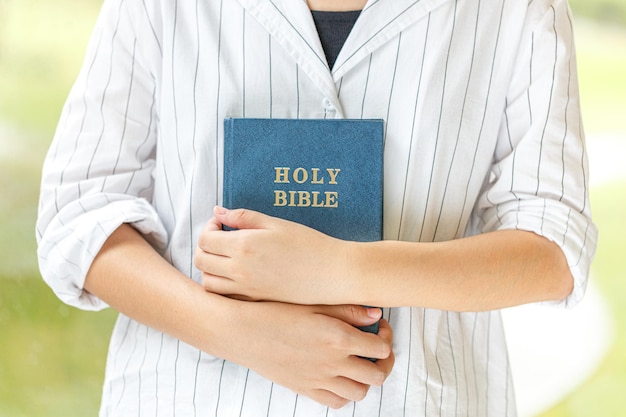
[367,307,382,319]
[214,206,228,215]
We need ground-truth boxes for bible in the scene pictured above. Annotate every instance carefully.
[223,117,384,336]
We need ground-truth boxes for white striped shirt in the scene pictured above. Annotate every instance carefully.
[37,0,597,415]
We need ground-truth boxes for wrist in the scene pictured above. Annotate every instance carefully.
[338,240,375,305]
[191,292,245,358]
[344,239,427,308]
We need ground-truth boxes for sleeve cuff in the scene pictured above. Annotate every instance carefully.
[37,195,168,311]
[481,198,598,308]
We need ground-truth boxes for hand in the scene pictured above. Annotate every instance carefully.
[213,301,394,409]
[194,207,354,304]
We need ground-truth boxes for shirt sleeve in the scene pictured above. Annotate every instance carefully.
[36,0,166,311]
[477,0,598,308]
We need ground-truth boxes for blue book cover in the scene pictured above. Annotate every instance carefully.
[223,118,384,340]
[223,118,384,242]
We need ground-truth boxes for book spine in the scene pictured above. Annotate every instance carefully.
[223,117,234,209]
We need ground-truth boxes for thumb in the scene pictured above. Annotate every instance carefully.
[323,305,382,328]
[214,206,273,230]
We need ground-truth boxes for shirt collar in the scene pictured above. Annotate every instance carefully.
[235,0,449,108]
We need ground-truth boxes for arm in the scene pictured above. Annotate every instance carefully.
[353,228,573,311]
[196,2,598,312]
[196,207,572,311]
[37,0,394,408]
[85,223,394,408]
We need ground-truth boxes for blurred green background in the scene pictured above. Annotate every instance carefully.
[0,0,624,416]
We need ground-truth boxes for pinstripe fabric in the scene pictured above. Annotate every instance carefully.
[36,0,597,415]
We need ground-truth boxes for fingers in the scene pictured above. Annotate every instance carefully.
[310,309,393,390]
[231,302,394,408]
[194,208,290,298]
[213,206,274,230]
[315,377,371,406]
[319,304,382,328]
[338,319,394,384]
[196,216,229,258]
[194,242,230,278]
[307,389,352,410]
[196,207,274,260]
[202,215,223,233]
[194,211,240,279]
[312,340,394,408]
[373,319,395,381]
[313,305,391,361]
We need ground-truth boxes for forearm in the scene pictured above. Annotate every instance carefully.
[84,223,232,356]
[84,223,394,408]
[350,230,573,311]
[198,209,573,311]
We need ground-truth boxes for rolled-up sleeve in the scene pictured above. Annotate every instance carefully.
[478,0,598,308]
[36,0,166,310]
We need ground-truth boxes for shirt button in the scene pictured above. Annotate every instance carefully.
[322,98,336,112]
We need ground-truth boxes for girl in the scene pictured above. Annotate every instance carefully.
[38,0,597,415]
